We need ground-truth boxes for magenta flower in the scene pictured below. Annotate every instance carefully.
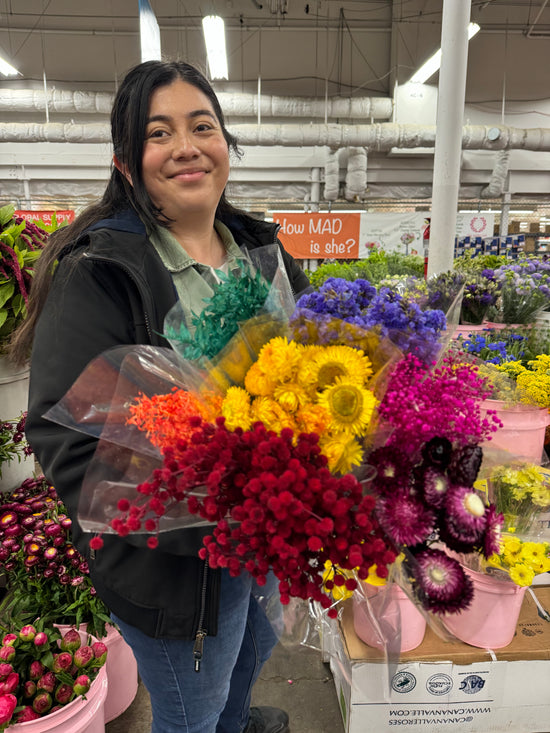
[412,548,474,614]
[32,691,53,715]
[376,492,436,547]
[416,466,449,509]
[18,625,36,642]
[73,674,91,696]
[59,629,81,653]
[0,693,17,724]
[367,446,413,496]
[483,505,504,558]
[73,645,94,668]
[444,486,487,541]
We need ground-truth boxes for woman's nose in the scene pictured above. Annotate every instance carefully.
[172,131,200,158]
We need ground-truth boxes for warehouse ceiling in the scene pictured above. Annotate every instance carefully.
[2,0,550,209]
[2,0,550,100]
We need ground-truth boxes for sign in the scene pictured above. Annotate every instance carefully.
[358,212,428,258]
[271,212,360,259]
[456,213,495,238]
[271,211,495,260]
[15,210,75,226]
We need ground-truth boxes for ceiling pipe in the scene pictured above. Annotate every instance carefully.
[324,150,340,201]
[0,89,393,120]
[3,121,550,152]
[344,147,367,201]
[480,150,510,198]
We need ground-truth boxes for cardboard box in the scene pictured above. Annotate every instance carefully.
[329,586,550,733]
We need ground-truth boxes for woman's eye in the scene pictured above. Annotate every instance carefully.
[195,122,213,132]
[147,129,169,139]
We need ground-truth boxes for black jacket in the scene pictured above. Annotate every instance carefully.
[26,208,310,639]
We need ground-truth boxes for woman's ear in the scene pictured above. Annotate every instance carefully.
[113,155,133,186]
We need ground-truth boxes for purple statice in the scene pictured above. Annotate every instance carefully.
[291,277,447,361]
[490,259,550,323]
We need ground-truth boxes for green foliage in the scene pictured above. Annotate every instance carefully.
[166,263,270,360]
[0,204,49,351]
[453,253,506,273]
[306,251,423,289]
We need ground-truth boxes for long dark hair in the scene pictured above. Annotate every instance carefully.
[11,60,242,365]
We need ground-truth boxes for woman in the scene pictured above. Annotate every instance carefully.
[12,60,309,733]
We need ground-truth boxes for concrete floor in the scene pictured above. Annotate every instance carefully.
[105,640,345,733]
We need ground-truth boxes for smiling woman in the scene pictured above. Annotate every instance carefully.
[10,59,309,733]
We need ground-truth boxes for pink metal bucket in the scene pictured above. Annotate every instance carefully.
[443,566,527,649]
[9,665,107,733]
[352,583,426,653]
[480,399,550,463]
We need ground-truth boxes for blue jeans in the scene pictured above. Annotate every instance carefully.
[112,570,279,733]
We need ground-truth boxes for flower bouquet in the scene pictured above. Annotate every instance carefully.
[0,476,112,640]
[0,621,107,728]
[44,259,503,659]
[362,352,504,616]
[486,259,550,325]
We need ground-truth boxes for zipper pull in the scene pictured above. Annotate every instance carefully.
[193,630,206,673]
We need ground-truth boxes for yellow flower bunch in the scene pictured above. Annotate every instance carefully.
[221,337,378,473]
[488,533,550,586]
[486,463,550,533]
[498,354,550,409]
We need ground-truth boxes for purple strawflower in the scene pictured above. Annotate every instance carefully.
[421,437,453,469]
[416,466,450,509]
[482,505,504,558]
[447,444,484,487]
[375,492,436,547]
[445,486,487,537]
[410,548,474,614]
[367,446,413,495]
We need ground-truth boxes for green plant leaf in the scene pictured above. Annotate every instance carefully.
[0,283,15,308]
[0,203,15,227]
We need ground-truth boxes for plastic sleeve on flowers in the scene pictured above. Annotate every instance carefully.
[43,344,222,535]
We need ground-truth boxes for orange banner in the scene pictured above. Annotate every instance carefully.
[272,212,360,259]
[16,210,75,226]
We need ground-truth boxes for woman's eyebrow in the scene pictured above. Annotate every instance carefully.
[146,110,217,124]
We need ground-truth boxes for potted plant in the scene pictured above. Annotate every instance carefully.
[0,476,139,723]
[0,205,48,356]
[0,476,111,639]
[0,620,108,729]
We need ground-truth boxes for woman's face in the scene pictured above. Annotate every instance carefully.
[140,79,230,223]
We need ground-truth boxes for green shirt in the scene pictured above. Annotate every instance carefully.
[148,220,249,325]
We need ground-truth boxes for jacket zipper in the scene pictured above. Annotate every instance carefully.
[81,252,154,340]
[193,561,209,672]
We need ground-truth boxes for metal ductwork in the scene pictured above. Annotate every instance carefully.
[3,122,550,153]
[480,150,510,198]
[324,150,340,201]
[0,89,393,120]
[344,147,367,201]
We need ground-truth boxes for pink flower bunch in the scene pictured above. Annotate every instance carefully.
[367,435,504,614]
[0,477,110,638]
[94,418,396,616]
[378,353,502,457]
[0,624,107,729]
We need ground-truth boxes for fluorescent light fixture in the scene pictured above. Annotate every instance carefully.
[0,54,20,77]
[202,15,228,80]
[409,22,480,84]
[139,0,161,62]
[509,210,534,215]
